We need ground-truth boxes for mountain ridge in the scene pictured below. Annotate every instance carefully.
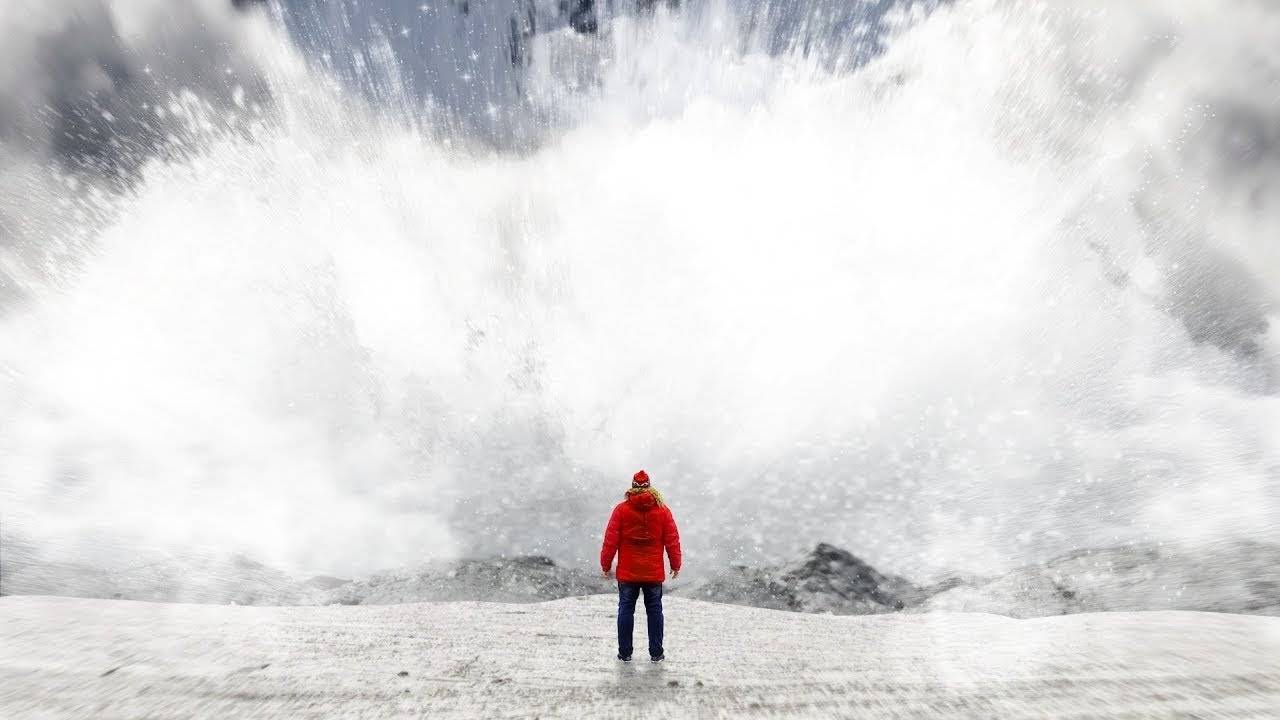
[4,538,1277,618]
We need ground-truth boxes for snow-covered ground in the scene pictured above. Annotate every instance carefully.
[3,595,1278,719]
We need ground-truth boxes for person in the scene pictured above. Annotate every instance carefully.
[600,469,682,662]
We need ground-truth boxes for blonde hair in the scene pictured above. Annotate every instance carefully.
[626,486,665,507]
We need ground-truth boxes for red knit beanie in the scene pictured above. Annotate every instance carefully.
[632,470,651,488]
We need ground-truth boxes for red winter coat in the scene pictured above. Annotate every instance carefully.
[600,491,682,583]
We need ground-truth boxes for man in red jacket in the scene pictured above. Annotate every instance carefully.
[600,469,682,662]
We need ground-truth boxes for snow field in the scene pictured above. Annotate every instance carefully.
[2,594,1279,718]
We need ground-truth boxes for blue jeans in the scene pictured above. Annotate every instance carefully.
[617,582,663,658]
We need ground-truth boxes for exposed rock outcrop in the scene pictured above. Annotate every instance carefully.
[673,543,922,614]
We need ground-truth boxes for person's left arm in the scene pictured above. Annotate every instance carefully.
[600,505,622,578]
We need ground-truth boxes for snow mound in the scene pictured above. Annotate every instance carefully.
[323,555,612,605]
[2,595,1278,718]
[919,540,1280,618]
[0,547,331,606]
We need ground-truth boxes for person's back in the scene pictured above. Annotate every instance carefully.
[600,470,681,662]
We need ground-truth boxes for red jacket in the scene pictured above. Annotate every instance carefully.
[600,491,682,583]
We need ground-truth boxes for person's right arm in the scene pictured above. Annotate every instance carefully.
[600,505,621,577]
[663,507,682,578]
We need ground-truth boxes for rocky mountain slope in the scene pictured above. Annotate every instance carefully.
[6,538,1278,619]
[0,549,332,606]
[672,543,926,614]
[916,540,1280,618]
[323,555,611,605]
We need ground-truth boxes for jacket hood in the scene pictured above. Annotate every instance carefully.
[626,489,658,511]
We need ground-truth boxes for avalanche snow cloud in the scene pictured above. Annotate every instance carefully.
[0,0,1277,580]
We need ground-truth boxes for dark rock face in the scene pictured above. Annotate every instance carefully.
[674,543,922,615]
[562,0,597,34]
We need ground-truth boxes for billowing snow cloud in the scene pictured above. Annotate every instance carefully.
[0,0,1276,580]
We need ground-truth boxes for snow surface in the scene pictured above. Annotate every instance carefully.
[3,595,1279,718]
